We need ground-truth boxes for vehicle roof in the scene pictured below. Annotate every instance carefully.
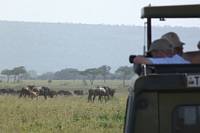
[141,4,200,18]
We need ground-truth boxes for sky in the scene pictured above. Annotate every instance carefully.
[0,0,199,26]
[0,0,200,73]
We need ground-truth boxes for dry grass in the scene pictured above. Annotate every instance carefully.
[0,80,130,133]
[0,93,127,133]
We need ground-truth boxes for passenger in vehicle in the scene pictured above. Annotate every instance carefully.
[161,32,184,55]
[182,40,200,63]
[161,32,200,64]
[132,38,190,64]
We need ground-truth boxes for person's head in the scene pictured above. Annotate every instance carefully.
[161,32,184,55]
[148,38,174,57]
[197,41,200,50]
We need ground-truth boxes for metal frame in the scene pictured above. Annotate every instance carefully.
[141,4,200,50]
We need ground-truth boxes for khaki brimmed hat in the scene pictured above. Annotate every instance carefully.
[148,38,174,52]
[161,32,184,47]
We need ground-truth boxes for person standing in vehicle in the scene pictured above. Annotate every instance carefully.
[161,32,184,55]
[161,32,200,63]
[132,38,190,64]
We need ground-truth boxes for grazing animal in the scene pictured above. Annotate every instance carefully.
[19,85,51,99]
[48,90,57,98]
[88,86,114,102]
[0,88,18,95]
[88,89,95,102]
[74,90,84,95]
[57,90,73,96]
[37,86,50,99]
[19,87,38,99]
[96,86,109,102]
[104,86,115,98]
[109,89,115,97]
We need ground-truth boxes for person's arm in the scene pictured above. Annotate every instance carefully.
[133,56,152,64]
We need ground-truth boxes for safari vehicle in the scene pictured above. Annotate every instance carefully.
[124,4,200,133]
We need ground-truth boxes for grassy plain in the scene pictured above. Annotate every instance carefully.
[0,80,129,133]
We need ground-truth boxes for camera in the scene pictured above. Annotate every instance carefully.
[129,55,136,64]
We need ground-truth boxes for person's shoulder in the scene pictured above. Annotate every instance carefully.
[148,57,169,64]
[173,54,181,57]
[173,54,185,59]
[173,54,190,64]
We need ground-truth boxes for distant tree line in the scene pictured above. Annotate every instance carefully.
[1,66,27,83]
[0,65,135,85]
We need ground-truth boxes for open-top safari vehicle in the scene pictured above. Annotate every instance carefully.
[124,4,200,133]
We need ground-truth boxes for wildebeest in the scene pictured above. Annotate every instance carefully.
[74,90,84,96]
[19,86,38,99]
[48,90,57,98]
[36,86,51,99]
[0,88,18,95]
[105,86,115,97]
[88,86,115,102]
[57,90,73,96]
[19,85,51,99]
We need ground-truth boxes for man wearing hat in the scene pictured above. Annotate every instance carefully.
[161,32,184,55]
[133,38,190,64]
[161,32,200,63]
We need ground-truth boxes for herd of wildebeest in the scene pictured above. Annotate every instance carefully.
[0,85,115,102]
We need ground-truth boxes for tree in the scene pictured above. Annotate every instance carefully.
[23,70,38,80]
[1,69,12,83]
[54,68,80,80]
[98,65,111,83]
[38,72,54,80]
[115,66,134,87]
[81,68,100,85]
[12,66,27,82]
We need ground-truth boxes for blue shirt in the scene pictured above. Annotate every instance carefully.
[148,54,190,64]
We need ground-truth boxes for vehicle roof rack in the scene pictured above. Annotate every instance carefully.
[141,4,200,18]
[141,4,200,50]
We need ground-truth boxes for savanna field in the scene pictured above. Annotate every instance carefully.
[0,80,130,133]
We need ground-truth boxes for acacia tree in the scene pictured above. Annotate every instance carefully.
[81,68,100,85]
[12,66,27,82]
[115,66,134,87]
[98,65,111,83]
[1,69,12,83]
